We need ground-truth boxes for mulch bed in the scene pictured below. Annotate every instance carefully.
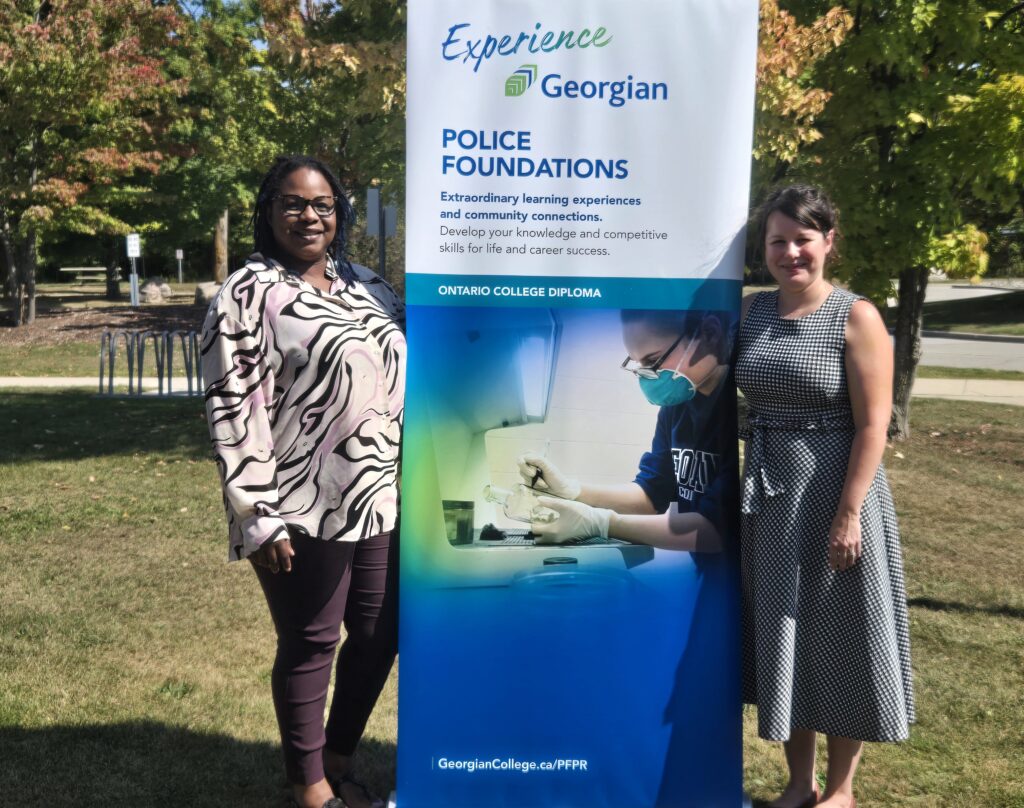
[0,303,206,347]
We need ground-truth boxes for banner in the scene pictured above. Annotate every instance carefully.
[400,2,758,806]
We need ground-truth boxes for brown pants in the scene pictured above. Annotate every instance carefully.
[254,529,397,785]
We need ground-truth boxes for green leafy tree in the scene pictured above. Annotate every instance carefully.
[0,0,181,322]
[261,0,406,197]
[750,1,852,282]
[777,0,1024,438]
[149,0,281,282]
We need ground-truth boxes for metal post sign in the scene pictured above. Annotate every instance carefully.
[127,233,141,306]
[400,1,758,806]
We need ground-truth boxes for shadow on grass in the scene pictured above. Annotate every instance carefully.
[0,390,210,464]
[908,596,1024,620]
[0,721,396,808]
[883,289,1024,333]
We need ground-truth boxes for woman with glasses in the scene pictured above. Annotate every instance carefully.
[201,155,403,808]
[518,308,737,552]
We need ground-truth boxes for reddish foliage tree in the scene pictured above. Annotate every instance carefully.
[0,0,182,322]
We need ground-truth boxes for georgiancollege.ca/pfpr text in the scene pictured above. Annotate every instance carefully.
[433,757,590,774]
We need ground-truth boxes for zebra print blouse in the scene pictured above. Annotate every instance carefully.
[201,254,406,561]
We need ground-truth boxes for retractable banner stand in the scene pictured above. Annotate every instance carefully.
[400,2,758,806]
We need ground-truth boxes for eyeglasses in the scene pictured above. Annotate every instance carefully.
[274,194,338,217]
[621,332,688,379]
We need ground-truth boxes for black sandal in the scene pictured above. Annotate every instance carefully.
[289,797,346,808]
[329,774,385,808]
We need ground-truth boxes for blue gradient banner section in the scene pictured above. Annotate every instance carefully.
[397,306,744,806]
[406,274,741,311]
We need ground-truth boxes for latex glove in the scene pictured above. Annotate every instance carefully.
[517,452,581,500]
[531,496,612,545]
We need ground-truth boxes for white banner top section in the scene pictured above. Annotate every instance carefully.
[407,0,758,281]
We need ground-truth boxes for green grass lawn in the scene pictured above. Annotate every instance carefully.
[915,365,1024,381]
[0,339,195,379]
[1,393,1022,806]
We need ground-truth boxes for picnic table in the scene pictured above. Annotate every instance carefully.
[59,266,121,282]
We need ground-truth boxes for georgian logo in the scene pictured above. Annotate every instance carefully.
[505,64,538,96]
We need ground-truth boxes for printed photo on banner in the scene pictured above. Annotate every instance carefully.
[411,305,739,585]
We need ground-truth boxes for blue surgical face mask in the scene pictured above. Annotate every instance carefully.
[637,369,700,406]
[637,337,720,406]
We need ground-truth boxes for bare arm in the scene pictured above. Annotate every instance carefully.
[830,299,892,570]
[577,481,658,514]
[609,506,722,552]
[517,453,658,514]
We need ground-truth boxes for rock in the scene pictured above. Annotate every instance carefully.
[140,277,172,303]
[194,281,221,306]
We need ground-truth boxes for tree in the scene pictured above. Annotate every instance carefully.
[753,0,852,196]
[749,1,852,282]
[151,0,281,281]
[0,0,181,322]
[261,0,406,198]
[778,0,1024,438]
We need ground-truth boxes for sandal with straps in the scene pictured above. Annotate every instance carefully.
[329,773,385,808]
[289,798,346,808]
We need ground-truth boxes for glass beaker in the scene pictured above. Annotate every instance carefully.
[442,500,474,545]
[483,483,557,524]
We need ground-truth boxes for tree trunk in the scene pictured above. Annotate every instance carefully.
[17,231,37,325]
[105,238,122,300]
[1,221,16,303]
[214,208,229,282]
[890,265,929,441]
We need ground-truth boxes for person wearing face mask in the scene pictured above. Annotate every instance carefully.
[517,309,737,551]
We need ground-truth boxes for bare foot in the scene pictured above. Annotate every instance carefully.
[816,795,855,808]
[768,781,819,808]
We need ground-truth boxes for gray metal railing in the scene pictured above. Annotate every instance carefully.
[99,329,202,396]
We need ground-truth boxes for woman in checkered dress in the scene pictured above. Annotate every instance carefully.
[736,185,914,808]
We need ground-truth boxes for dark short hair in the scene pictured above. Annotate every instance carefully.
[753,184,840,266]
[251,155,357,283]
[620,309,733,363]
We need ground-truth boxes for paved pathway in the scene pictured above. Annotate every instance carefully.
[0,376,187,393]
[2,375,1023,406]
[910,378,1024,407]
[919,334,1024,372]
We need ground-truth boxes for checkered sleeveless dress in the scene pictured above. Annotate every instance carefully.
[735,288,915,742]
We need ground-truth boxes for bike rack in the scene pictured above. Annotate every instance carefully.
[98,329,203,397]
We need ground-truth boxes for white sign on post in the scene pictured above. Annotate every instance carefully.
[175,248,184,260]
[126,233,141,258]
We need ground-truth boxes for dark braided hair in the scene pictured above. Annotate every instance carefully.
[252,155,358,283]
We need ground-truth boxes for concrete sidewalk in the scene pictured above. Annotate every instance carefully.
[3,375,1024,406]
[910,377,1024,407]
[0,376,188,393]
